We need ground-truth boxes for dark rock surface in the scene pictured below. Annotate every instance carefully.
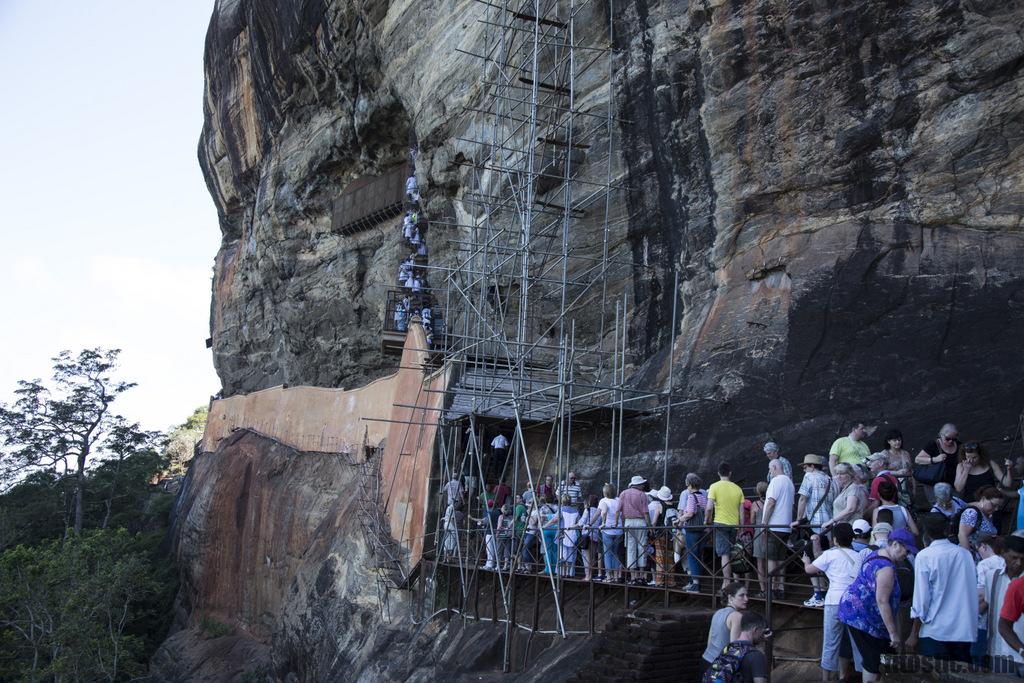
[614,0,1024,475]
[201,0,1024,475]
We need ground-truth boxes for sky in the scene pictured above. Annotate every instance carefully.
[0,1,222,433]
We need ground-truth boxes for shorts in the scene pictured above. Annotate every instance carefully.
[753,530,767,559]
[917,637,971,664]
[714,524,736,556]
[766,531,791,560]
[847,626,893,675]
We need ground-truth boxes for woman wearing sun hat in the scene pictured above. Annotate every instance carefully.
[838,528,919,682]
[649,485,675,586]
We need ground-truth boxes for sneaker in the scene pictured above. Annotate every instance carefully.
[802,593,825,608]
[684,582,700,593]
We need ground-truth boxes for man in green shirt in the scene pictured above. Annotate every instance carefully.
[829,422,871,475]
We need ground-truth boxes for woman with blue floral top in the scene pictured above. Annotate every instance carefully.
[957,485,1004,558]
[837,528,918,682]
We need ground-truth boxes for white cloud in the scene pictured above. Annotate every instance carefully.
[0,254,220,432]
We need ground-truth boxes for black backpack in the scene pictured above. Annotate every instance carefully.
[663,502,679,529]
[650,500,676,539]
[682,490,706,528]
[949,505,977,545]
[702,641,753,682]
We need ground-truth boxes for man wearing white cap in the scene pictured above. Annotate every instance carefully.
[851,519,872,552]
[616,475,652,584]
[764,441,792,482]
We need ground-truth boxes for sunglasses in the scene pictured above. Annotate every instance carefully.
[965,442,979,450]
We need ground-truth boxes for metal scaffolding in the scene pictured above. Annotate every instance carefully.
[376,0,689,669]
[350,432,407,622]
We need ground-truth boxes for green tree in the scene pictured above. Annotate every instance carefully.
[0,349,136,534]
[0,471,69,550]
[95,420,162,530]
[0,530,176,682]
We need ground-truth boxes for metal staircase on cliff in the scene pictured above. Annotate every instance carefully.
[351,442,406,621]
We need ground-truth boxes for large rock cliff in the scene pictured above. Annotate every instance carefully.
[151,430,603,681]
[202,0,1024,472]
[162,2,1024,679]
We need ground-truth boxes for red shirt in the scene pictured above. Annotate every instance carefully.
[491,483,511,508]
[1001,577,1024,622]
[618,487,649,519]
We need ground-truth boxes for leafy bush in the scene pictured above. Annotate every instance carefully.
[199,615,232,639]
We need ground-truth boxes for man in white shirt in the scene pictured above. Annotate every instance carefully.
[443,476,464,507]
[490,433,509,479]
[909,512,978,664]
[804,522,868,679]
[491,433,509,453]
[762,459,794,596]
[975,535,1006,667]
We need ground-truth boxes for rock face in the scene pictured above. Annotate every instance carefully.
[152,430,602,682]
[202,0,1024,472]
[174,1,1024,678]
[615,0,1024,468]
[152,430,380,681]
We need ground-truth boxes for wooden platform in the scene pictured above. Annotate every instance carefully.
[381,329,408,356]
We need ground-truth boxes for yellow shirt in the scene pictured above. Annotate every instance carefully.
[707,480,744,525]
[830,436,870,466]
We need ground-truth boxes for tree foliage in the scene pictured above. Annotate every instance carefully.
[0,530,176,682]
[0,350,195,680]
[0,349,142,534]
[161,406,207,477]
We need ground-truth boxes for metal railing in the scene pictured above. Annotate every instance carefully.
[384,288,445,339]
[429,516,830,677]
[437,519,823,603]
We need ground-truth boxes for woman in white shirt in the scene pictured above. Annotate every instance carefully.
[556,495,581,577]
[578,494,602,581]
[598,483,623,583]
[804,522,867,681]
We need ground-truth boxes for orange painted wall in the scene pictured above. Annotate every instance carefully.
[200,322,445,572]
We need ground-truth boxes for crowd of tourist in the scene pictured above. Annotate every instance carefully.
[439,421,1024,681]
[392,153,441,348]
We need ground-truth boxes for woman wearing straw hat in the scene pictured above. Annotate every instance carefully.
[649,485,676,587]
